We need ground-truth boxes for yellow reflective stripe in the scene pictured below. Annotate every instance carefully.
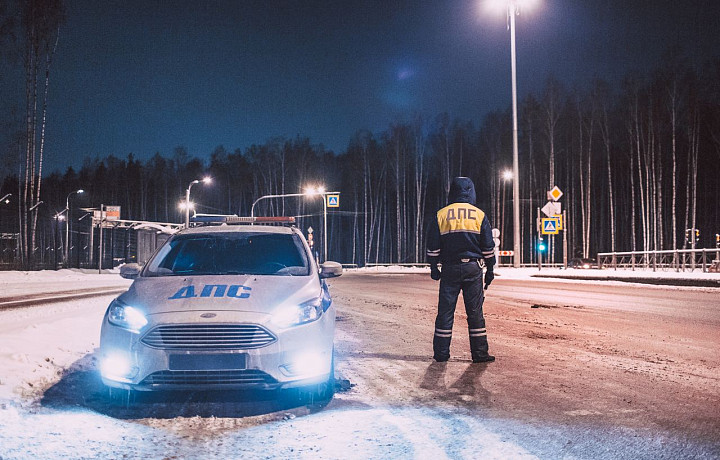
[437,204,485,235]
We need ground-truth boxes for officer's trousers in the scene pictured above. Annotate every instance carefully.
[433,261,489,361]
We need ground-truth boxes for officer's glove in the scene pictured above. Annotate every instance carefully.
[430,264,441,281]
[484,269,495,289]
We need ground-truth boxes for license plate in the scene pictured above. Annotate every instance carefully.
[169,353,247,370]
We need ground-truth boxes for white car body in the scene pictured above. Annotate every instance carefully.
[99,224,340,394]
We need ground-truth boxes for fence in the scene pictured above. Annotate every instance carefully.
[0,220,180,271]
[597,249,720,273]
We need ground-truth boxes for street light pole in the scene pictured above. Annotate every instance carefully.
[509,2,521,268]
[251,192,310,218]
[185,177,212,228]
[250,187,337,262]
[323,194,328,263]
[64,189,83,266]
[185,181,198,229]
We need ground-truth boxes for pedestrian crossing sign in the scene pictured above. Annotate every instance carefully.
[327,194,340,208]
[541,217,560,235]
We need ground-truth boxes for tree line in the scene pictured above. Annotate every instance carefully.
[2,54,720,267]
[1,0,719,266]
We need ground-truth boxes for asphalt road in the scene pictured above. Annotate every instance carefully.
[329,272,720,459]
[1,272,718,459]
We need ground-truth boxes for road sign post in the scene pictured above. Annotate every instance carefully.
[563,210,568,269]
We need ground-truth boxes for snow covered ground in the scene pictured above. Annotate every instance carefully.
[0,269,717,459]
[352,263,719,277]
[350,264,720,287]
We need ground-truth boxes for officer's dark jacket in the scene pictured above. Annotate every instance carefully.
[426,177,496,267]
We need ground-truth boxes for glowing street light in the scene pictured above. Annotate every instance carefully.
[185,177,212,228]
[486,0,540,267]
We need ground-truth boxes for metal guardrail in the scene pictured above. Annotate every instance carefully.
[364,263,429,267]
[597,249,720,273]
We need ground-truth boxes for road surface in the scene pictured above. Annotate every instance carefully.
[0,271,718,459]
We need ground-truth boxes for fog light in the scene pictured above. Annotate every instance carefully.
[100,352,138,382]
[280,351,330,378]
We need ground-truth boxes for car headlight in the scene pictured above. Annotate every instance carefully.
[272,297,323,328]
[107,300,148,333]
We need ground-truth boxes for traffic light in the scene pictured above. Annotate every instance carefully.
[715,233,719,247]
[686,228,701,244]
[537,237,546,252]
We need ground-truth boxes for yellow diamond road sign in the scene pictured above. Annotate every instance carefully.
[548,186,563,201]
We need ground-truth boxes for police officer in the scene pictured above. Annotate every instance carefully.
[426,177,496,363]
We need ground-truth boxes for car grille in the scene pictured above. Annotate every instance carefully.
[141,369,276,386]
[141,324,276,349]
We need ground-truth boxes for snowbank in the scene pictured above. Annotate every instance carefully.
[0,269,131,297]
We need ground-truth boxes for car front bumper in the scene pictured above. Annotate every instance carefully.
[99,308,335,391]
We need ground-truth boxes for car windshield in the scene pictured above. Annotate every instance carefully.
[144,232,311,277]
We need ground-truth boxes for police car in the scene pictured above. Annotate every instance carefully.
[98,216,341,402]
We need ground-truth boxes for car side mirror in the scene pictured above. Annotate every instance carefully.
[319,261,342,279]
[120,263,142,279]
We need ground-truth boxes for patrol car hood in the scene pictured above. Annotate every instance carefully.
[118,275,321,315]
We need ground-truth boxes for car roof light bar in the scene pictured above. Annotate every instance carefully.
[191,214,295,225]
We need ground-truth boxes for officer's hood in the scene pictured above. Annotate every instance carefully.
[448,177,476,205]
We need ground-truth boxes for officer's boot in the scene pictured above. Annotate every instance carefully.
[433,329,452,362]
[469,328,495,363]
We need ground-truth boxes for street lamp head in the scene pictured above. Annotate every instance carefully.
[57,214,66,221]
[178,201,195,211]
[77,189,84,194]
[202,177,212,185]
[303,185,326,196]
[484,0,539,14]
[502,170,513,181]
[29,201,44,212]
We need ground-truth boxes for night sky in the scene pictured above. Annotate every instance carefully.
[2,0,719,174]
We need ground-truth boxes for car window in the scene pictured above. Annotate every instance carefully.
[144,232,310,277]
